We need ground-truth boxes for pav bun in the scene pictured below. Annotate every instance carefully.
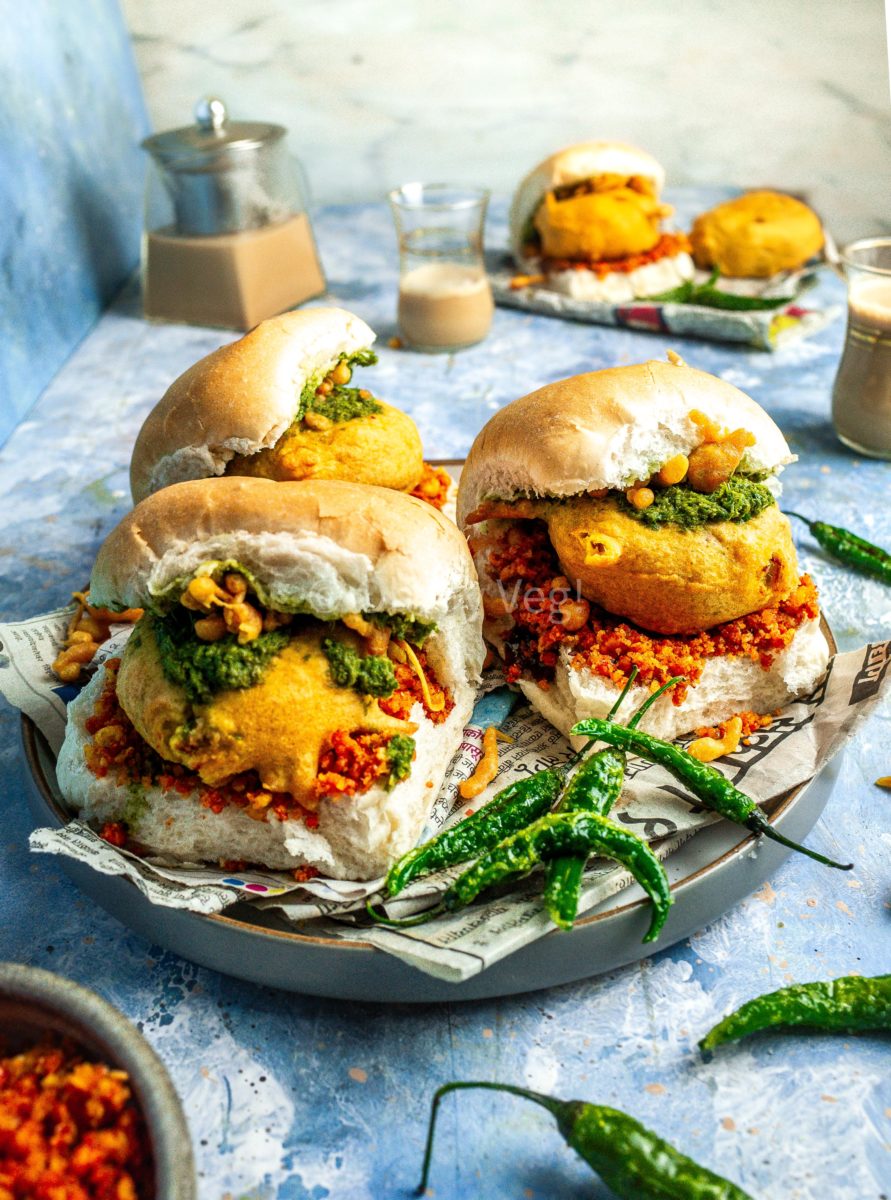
[93,478,482,634]
[457,358,794,524]
[129,307,424,503]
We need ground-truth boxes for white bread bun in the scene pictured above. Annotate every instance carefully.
[58,664,473,881]
[509,140,666,267]
[92,479,484,674]
[519,618,829,745]
[130,307,375,503]
[457,359,793,524]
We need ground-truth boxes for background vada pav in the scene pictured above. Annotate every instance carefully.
[457,355,829,741]
[690,190,825,279]
[130,306,450,509]
[57,477,484,880]
[509,140,695,303]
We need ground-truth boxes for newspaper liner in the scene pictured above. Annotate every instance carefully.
[489,256,841,351]
[2,606,888,982]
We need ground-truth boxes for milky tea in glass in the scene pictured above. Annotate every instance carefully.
[832,238,891,459]
[389,184,494,352]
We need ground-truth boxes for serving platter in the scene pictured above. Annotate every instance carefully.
[22,704,841,1004]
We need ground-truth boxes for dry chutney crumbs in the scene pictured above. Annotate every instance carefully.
[486,519,819,704]
[0,1038,152,1200]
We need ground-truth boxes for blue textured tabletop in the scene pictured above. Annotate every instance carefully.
[1,193,889,1199]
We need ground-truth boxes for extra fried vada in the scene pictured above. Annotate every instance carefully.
[690,190,824,279]
[130,306,450,510]
[510,141,695,302]
[457,356,829,741]
[57,477,484,880]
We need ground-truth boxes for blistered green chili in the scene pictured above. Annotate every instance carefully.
[418,1082,754,1199]
[543,674,682,930]
[542,669,649,929]
[442,809,672,942]
[700,974,891,1054]
[384,768,564,897]
[570,717,853,872]
[786,511,891,586]
[543,748,626,929]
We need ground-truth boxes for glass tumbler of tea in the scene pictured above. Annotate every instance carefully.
[831,237,891,459]
[388,183,494,352]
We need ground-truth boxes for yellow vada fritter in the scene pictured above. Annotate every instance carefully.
[534,184,671,262]
[690,190,824,279]
[227,399,424,493]
[116,617,414,804]
[545,496,798,636]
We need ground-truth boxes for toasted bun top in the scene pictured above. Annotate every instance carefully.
[509,140,666,264]
[456,357,794,524]
[130,307,375,503]
[93,478,481,632]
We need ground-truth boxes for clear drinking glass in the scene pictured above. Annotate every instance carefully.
[388,183,494,352]
[831,238,891,459]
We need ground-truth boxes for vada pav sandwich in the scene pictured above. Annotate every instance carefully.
[690,191,824,279]
[510,141,694,302]
[57,477,484,880]
[130,306,450,510]
[457,355,829,741]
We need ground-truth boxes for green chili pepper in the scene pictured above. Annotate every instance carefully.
[443,809,672,942]
[570,717,853,872]
[384,768,564,897]
[418,1081,754,1199]
[385,671,644,903]
[648,268,788,312]
[543,750,625,928]
[786,511,891,586]
[700,974,891,1054]
[545,670,679,929]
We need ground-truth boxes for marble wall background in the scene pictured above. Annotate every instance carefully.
[123,0,890,244]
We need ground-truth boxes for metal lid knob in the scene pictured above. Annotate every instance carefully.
[194,96,227,134]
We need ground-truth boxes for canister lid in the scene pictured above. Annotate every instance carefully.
[142,97,286,169]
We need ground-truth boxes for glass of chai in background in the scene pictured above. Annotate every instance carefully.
[832,237,891,458]
[389,183,494,352]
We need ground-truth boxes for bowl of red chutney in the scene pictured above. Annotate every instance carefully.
[0,962,194,1200]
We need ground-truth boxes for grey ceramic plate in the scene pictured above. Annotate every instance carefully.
[21,615,841,1003]
[0,961,195,1199]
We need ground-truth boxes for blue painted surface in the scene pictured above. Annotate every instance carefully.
[1,194,890,1198]
[0,0,149,447]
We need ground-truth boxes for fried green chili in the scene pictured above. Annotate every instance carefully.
[418,1081,754,1199]
[542,669,650,929]
[786,512,891,586]
[543,748,626,929]
[570,717,853,871]
[700,974,891,1053]
[442,809,672,942]
[384,768,564,897]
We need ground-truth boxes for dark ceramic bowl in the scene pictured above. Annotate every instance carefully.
[0,962,195,1200]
